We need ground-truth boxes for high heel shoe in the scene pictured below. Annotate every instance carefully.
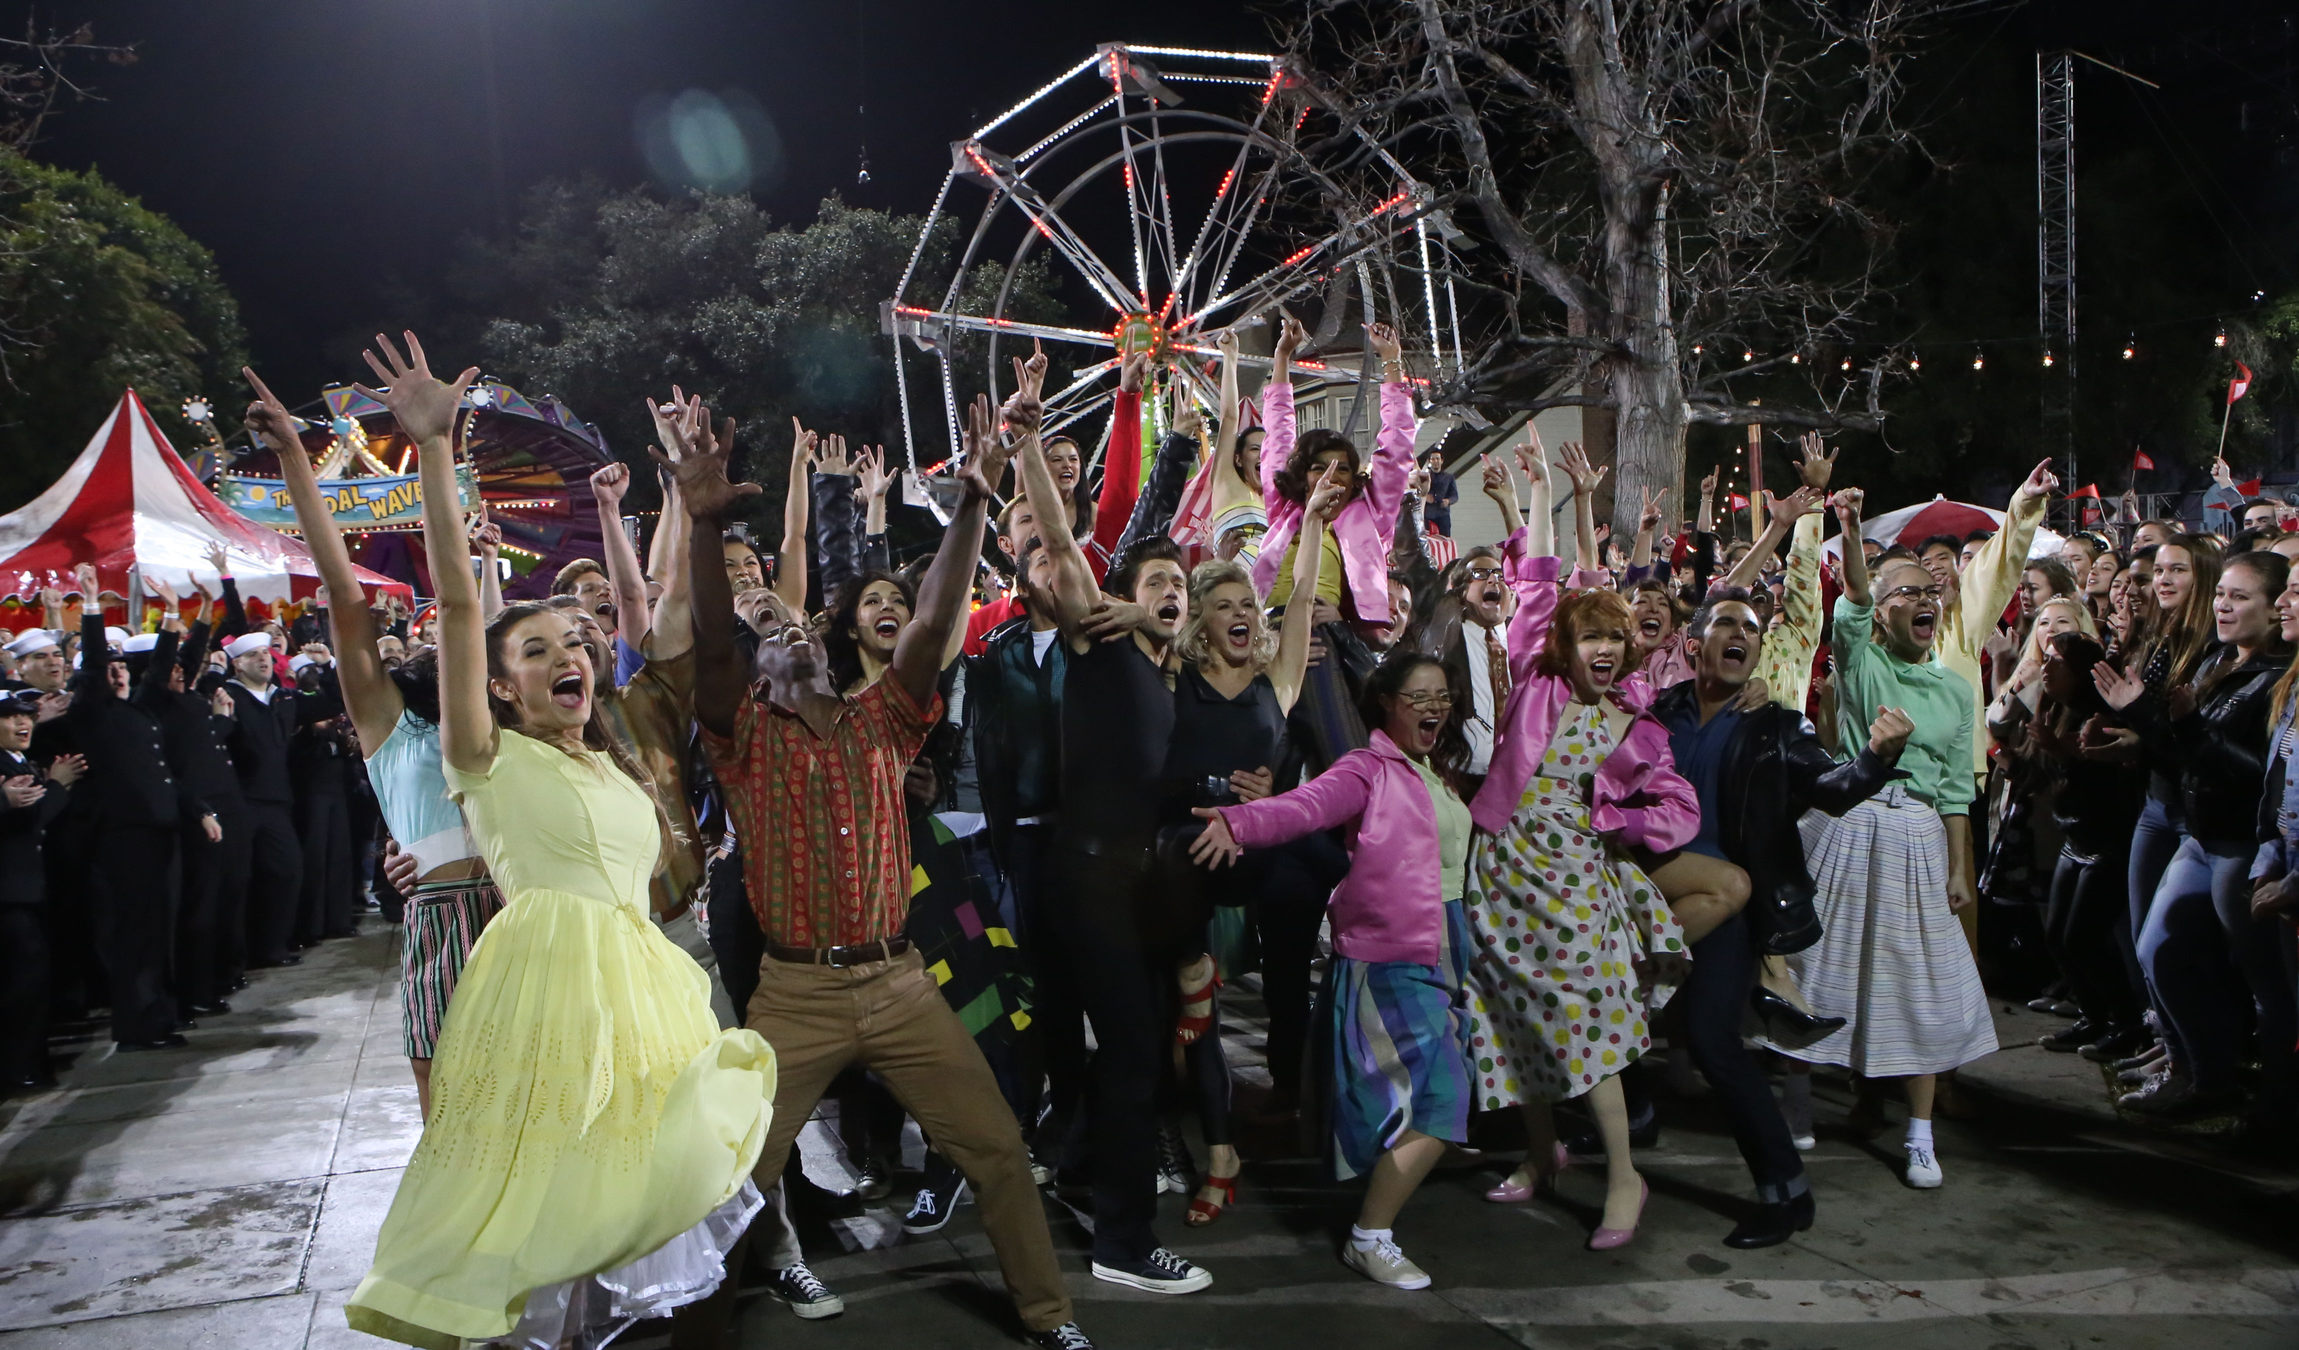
[1184,1173,1238,1226]
[1483,1142,1570,1203]
[1587,1179,1649,1251]
[1749,987,1847,1041]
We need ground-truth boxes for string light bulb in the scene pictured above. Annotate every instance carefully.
[2215,330,2228,348]
[1971,351,1986,371]
[1840,359,1853,372]
[1691,342,1704,355]
[2042,350,2056,368]
[1908,354,1921,372]
[1741,348,1754,363]
[1789,352,1802,365]
[2122,336,2136,360]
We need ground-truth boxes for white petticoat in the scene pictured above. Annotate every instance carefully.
[486,1179,764,1349]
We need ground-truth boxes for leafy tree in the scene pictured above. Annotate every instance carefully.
[432,182,1061,545]
[0,151,248,509]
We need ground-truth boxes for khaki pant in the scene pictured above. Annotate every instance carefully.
[745,947,1072,1332]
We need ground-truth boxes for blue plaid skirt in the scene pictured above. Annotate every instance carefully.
[1328,898,1474,1180]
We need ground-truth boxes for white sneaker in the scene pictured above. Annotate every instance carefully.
[1903,1142,1943,1189]
[1341,1236,1431,1290]
[1791,1132,1817,1152]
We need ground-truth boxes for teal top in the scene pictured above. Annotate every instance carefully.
[365,709,480,876]
[1829,593,1976,814]
[1410,755,1472,899]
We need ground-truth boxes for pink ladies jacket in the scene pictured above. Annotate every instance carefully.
[1250,379,1414,624]
[1466,534,1702,848]
[1215,729,1459,966]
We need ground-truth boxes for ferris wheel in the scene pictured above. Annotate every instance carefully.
[882,43,1466,473]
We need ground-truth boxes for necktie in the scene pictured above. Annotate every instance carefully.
[1486,623,1510,710]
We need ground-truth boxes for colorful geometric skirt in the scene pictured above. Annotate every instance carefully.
[399,877,502,1059]
[1328,900,1475,1180]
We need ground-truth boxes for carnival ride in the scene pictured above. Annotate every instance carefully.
[883,43,1467,476]
[219,379,614,601]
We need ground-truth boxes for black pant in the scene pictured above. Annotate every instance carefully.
[88,823,179,1044]
[243,801,305,965]
[298,786,354,940]
[0,906,50,1079]
[206,800,253,989]
[1044,844,1168,1265]
[176,810,246,1008]
[1005,824,1078,1149]
[1625,914,1805,1202]
[2046,844,2145,1031]
[42,825,95,1017]
[1240,833,1349,1107]
[706,844,763,1019]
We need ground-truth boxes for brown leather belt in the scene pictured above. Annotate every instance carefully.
[764,935,910,968]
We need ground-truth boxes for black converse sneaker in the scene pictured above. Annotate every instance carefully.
[1028,1322,1097,1349]
[1090,1246,1212,1294]
[902,1177,969,1235]
[767,1262,845,1319]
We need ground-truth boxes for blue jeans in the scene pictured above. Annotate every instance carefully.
[2126,796,2183,1011]
[2141,835,2297,1095]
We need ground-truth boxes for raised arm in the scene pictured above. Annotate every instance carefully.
[355,333,486,773]
[1361,322,1416,539]
[1557,440,1608,573]
[243,369,403,749]
[1723,487,1818,592]
[659,399,761,738]
[1519,436,1555,559]
[1210,329,1252,508]
[893,396,1008,710]
[773,418,817,611]
[590,461,651,650]
[1087,352,1148,564]
[647,480,694,661]
[1107,380,1204,585]
[1951,458,2057,661]
[1271,465,1344,715]
[1480,451,1524,540]
[474,514,506,620]
[1009,347,1100,630]
[810,434,865,601]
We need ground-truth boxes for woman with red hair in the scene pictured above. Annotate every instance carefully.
[1462,441,1700,1252]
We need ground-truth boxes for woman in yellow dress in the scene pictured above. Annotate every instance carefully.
[345,333,775,1350]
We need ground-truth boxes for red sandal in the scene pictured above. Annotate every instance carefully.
[1175,966,1221,1046]
[1185,1173,1239,1226]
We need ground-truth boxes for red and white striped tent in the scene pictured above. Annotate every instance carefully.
[0,390,412,623]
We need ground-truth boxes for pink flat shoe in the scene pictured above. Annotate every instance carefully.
[1587,1179,1649,1251]
[1483,1143,1571,1204]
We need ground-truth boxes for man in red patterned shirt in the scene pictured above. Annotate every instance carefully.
[674,395,1091,1350]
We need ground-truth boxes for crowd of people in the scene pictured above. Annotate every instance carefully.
[0,313,2292,1350]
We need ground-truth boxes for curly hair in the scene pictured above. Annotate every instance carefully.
[1270,428,1366,506]
[1357,649,1471,789]
[1176,559,1277,672]
[1533,588,1643,681]
[824,569,916,695]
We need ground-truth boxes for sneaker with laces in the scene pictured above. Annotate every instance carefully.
[1340,1235,1432,1290]
[768,1263,845,1319]
[1902,1142,1943,1189]
[1155,1122,1194,1195]
[1090,1247,1212,1294]
[902,1178,969,1235]
[1029,1322,1097,1349]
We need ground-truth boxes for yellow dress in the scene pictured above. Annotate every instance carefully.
[347,730,775,1350]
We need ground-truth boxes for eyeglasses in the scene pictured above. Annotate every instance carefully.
[1884,584,1946,603]
[1461,566,1503,583]
[1399,690,1455,709]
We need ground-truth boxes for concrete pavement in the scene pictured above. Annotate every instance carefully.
[1,926,2294,1349]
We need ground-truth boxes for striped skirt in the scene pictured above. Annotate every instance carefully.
[1768,787,1998,1076]
[400,877,503,1059]
[1328,899,1475,1180]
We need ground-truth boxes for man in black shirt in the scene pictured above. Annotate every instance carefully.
[146,584,250,1011]
[1012,346,1210,1297]
[0,689,82,1089]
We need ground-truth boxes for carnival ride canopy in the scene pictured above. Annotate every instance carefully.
[0,389,413,620]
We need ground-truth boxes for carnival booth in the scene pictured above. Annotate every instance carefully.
[0,390,412,630]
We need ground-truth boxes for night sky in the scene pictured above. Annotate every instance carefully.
[18,0,2296,410]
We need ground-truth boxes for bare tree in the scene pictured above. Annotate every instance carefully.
[0,17,134,155]
[1281,0,1937,532]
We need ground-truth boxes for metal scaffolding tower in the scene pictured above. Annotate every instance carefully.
[2037,51,2077,492]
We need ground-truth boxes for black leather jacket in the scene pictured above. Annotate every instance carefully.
[1650,682,1898,950]
[2163,644,2289,843]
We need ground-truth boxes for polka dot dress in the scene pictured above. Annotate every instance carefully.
[1464,703,1685,1108]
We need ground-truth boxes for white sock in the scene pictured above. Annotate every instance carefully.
[1906,1117,1934,1148]
[1350,1224,1391,1250]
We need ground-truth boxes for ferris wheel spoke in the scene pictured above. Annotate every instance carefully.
[962,142,1140,319]
[1171,68,1286,317]
[885,304,1117,351]
[1191,150,1287,325]
[1190,191,1420,329]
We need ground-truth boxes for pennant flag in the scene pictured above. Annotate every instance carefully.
[2067,483,2100,499]
[1727,492,1750,511]
[2237,477,2263,497]
[2131,448,2155,473]
[2229,362,2254,406]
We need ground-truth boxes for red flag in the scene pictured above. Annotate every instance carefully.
[2131,448,2155,473]
[2229,362,2254,405]
[2067,483,2100,499]
[2237,477,2263,497]
[1728,493,1750,511]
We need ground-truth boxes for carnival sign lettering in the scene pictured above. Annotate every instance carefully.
[222,467,476,532]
